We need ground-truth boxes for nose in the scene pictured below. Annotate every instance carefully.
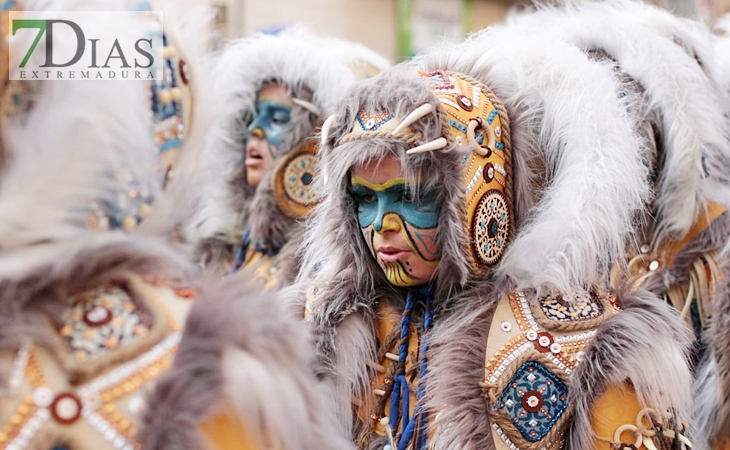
[375,212,402,234]
[248,127,265,140]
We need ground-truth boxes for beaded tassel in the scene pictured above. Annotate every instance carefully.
[387,286,435,450]
[229,227,251,274]
[397,286,433,450]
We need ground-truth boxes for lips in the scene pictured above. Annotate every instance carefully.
[377,246,409,262]
[245,147,263,167]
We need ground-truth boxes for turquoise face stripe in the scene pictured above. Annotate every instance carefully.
[246,99,292,149]
[350,182,439,231]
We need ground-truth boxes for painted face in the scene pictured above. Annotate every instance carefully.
[349,155,441,287]
[245,83,293,187]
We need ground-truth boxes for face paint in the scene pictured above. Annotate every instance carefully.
[349,156,441,287]
[246,99,292,150]
[245,83,293,188]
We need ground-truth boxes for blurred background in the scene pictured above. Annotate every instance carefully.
[184,0,730,61]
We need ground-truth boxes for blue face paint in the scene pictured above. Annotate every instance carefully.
[349,177,439,232]
[246,99,292,150]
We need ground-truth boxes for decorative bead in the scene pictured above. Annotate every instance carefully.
[139,203,153,218]
[83,306,113,327]
[456,95,473,111]
[33,387,54,408]
[380,416,390,426]
[157,89,172,105]
[648,260,660,271]
[121,216,137,232]
[526,330,538,341]
[50,393,82,425]
[162,45,177,59]
[495,126,502,138]
[170,87,182,102]
[550,342,562,354]
[640,244,650,254]
[128,395,146,416]
[384,446,393,450]
[500,321,512,332]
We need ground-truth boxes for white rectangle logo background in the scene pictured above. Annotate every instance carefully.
[8,11,163,80]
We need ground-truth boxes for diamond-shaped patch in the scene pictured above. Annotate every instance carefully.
[497,361,569,442]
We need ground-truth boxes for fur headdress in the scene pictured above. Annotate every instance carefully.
[506,0,730,246]
[188,34,390,266]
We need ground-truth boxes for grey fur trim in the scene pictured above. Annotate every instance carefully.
[140,274,352,450]
[246,167,299,252]
[694,256,730,445]
[424,282,503,450]
[567,287,695,449]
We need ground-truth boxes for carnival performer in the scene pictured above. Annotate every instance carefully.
[190,33,389,290]
[294,21,694,450]
[505,3,730,448]
[0,2,348,449]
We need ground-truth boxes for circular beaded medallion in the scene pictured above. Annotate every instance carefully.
[472,190,510,266]
[272,140,320,218]
[283,153,317,204]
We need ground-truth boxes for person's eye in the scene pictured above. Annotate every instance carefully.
[360,194,377,204]
[398,191,416,203]
[271,114,289,125]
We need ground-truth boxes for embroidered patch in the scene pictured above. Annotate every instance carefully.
[59,283,154,363]
[283,153,318,204]
[497,361,569,443]
[356,111,393,131]
[539,291,604,323]
[472,190,510,266]
[272,139,320,218]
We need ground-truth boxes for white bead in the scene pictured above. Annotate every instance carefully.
[640,244,651,254]
[550,343,562,354]
[128,396,146,416]
[648,260,660,271]
[500,321,512,332]
[526,330,538,341]
[54,397,80,420]
[33,387,54,407]
[104,428,117,441]
[379,416,389,426]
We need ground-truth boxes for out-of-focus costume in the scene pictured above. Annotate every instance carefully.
[190,34,389,289]
[691,12,730,450]
[294,20,693,450]
[506,3,730,448]
[0,2,348,450]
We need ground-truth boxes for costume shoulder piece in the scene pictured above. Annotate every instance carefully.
[484,289,620,449]
[0,274,193,450]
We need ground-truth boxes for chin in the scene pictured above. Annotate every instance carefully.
[246,173,262,188]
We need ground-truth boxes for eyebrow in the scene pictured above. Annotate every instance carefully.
[350,176,410,191]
